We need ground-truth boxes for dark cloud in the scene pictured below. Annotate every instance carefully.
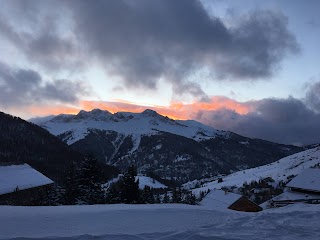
[26,32,81,71]
[0,1,83,71]
[0,0,299,97]
[305,81,320,113]
[0,62,88,108]
[64,0,298,93]
[219,10,300,79]
[194,97,320,145]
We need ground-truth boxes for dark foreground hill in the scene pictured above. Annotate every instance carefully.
[0,112,118,182]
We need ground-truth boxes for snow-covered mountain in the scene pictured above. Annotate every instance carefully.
[33,109,303,183]
[189,147,320,194]
[34,109,227,145]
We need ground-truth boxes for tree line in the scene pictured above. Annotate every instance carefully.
[34,157,202,206]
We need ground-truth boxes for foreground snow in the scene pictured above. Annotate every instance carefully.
[1,203,319,240]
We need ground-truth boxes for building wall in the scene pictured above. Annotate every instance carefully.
[0,184,53,206]
[228,197,262,212]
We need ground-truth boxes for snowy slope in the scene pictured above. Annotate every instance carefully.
[191,147,320,195]
[33,109,227,145]
[104,174,167,189]
[0,204,320,239]
[0,164,53,195]
[137,176,167,189]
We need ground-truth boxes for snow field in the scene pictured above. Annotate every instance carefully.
[0,204,319,240]
[136,176,167,189]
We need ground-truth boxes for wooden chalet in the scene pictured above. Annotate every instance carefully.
[0,164,54,205]
[200,189,262,212]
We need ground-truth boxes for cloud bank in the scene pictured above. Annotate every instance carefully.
[0,62,88,109]
[1,0,299,98]
[1,0,317,145]
[34,82,320,146]
[195,97,320,146]
[66,0,299,95]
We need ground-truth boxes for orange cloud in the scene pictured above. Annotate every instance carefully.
[25,97,254,121]
[26,105,81,117]
[79,97,252,120]
[80,100,149,114]
[171,96,253,117]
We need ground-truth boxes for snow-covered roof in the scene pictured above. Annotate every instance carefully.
[287,168,320,192]
[0,164,54,195]
[272,191,320,202]
[200,189,242,210]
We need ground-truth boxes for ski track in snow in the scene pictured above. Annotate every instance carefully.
[0,204,319,240]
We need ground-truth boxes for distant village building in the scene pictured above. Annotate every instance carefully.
[0,164,54,205]
[200,189,262,212]
[267,168,320,208]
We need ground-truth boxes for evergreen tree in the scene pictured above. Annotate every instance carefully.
[190,193,197,205]
[171,188,182,203]
[142,186,155,204]
[77,156,105,204]
[198,191,206,202]
[106,182,122,203]
[120,165,140,204]
[44,185,64,206]
[163,191,170,203]
[63,161,79,205]
[155,193,161,203]
[184,192,197,205]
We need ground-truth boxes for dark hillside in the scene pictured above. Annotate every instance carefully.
[0,112,118,182]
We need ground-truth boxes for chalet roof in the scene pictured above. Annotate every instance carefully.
[286,168,320,192]
[272,191,320,202]
[0,164,53,195]
[200,189,242,210]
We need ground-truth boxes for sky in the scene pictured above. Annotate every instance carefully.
[0,0,319,145]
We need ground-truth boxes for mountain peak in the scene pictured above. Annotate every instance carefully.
[90,108,112,116]
[75,109,112,121]
[77,109,89,116]
[141,109,160,117]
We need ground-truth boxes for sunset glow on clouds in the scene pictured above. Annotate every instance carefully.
[0,0,320,145]
[76,97,253,120]
[25,96,252,120]
[25,91,320,146]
